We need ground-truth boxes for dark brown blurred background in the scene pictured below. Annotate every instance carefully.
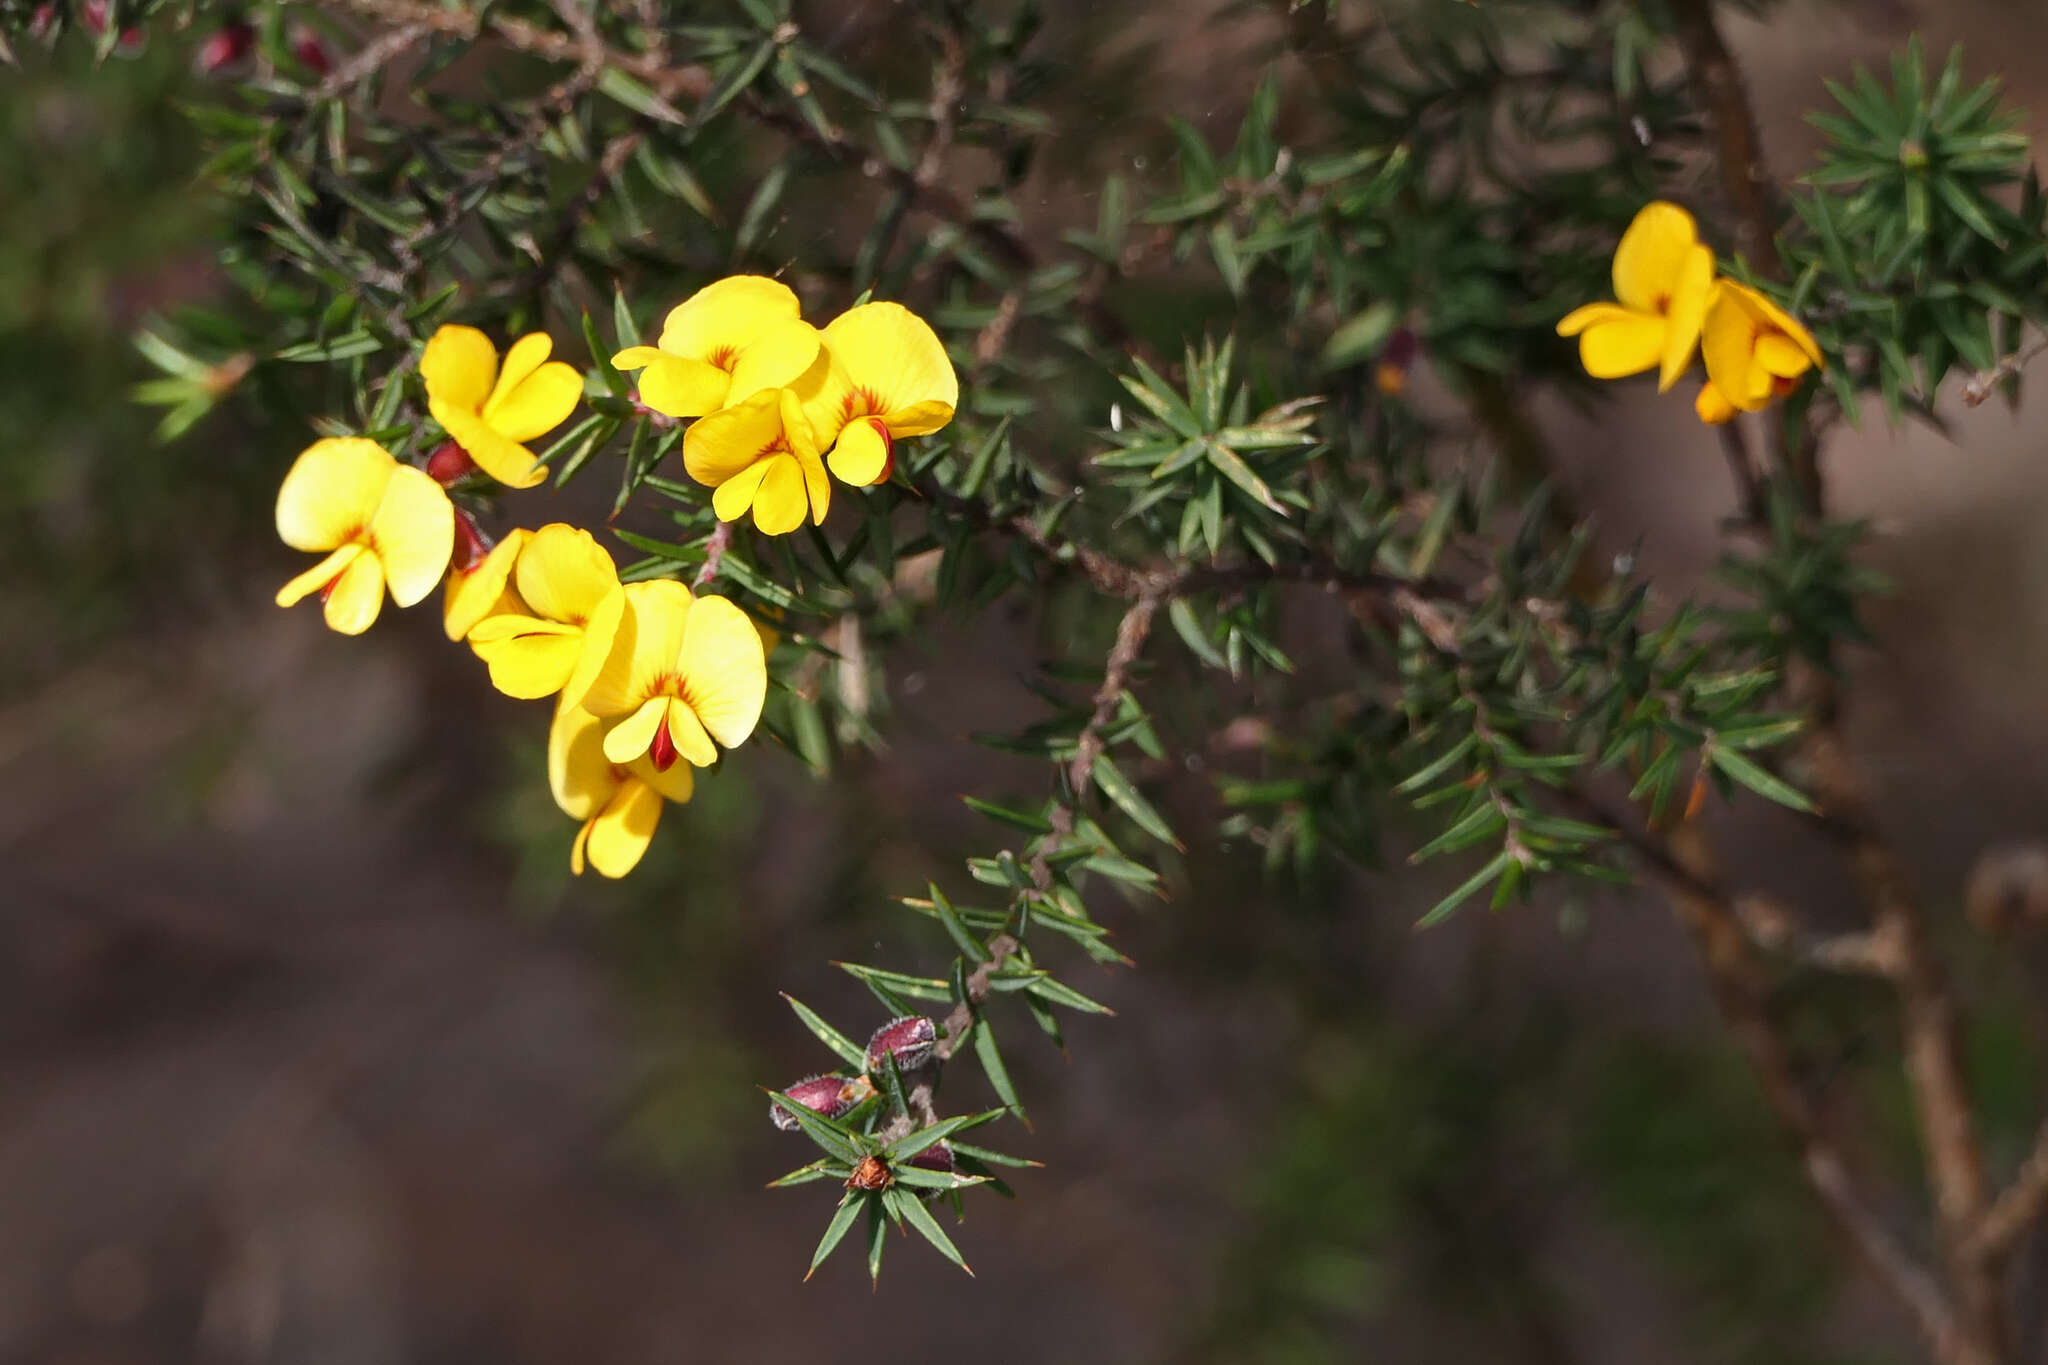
[7,2,2048,1361]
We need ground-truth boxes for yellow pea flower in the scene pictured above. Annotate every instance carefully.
[580,579,767,772]
[421,325,585,489]
[275,437,454,635]
[444,525,531,641]
[612,275,823,420]
[1699,280,1825,414]
[682,387,831,535]
[1556,201,1715,392]
[796,301,959,487]
[549,702,695,879]
[466,524,626,705]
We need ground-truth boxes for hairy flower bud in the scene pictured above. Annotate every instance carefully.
[865,1015,937,1074]
[769,1072,857,1132]
[425,439,477,486]
[845,1155,893,1192]
[197,21,254,73]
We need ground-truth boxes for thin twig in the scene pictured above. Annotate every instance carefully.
[1962,332,2048,406]
[1969,1118,2048,1261]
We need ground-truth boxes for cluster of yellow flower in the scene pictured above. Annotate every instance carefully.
[1557,201,1823,424]
[272,276,959,877]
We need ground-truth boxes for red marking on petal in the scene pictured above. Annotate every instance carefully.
[650,720,679,771]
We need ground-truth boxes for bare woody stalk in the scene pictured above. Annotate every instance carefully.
[1669,2,2014,1360]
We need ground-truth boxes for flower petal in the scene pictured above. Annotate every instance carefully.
[444,527,531,641]
[820,301,958,423]
[322,551,387,635]
[477,630,584,700]
[1755,332,1813,379]
[368,464,456,607]
[420,324,498,413]
[1612,201,1701,315]
[485,333,553,412]
[664,697,718,768]
[276,438,395,550]
[801,449,831,526]
[582,579,694,718]
[564,586,626,712]
[1695,382,1738,425]
[751,454,809,536]
[727,319,823,404]
[627,749,696,804]
[1577,316,1665,379]
[881,399,954,439]
[611,346,667,371]
[548,703,620,821]
[487,360,583,444]
[711,459,773,524]
[277,543,364,607]
[636,354,730,418]
[657,274,804,360]
[584,779,663,878]
[572,817,595,876]
[1658,245,1715,393]
[679,593,767,751]
[604,695,669,766]
[1555,302,1636,339]
[434,401,547,489]
[685,388,785,488]
[514,523,618,625]
[826,417,891,487]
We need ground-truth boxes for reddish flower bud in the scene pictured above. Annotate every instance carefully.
[865,1015,937,1074]
[906,1141,956,1173]
[196,21,254,73]
[30,5,57,39]
[1375,326,1419,397]
[425,439,477,486]
[649,721,679,772]
[451,507,490,574]
[769,1072,857,1131]
[290,26,331,74]
[845,1155,894,1192]
[80,0,107,31]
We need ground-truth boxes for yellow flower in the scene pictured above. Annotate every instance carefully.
[796,302,959,487]
[549,702,695,879]
[421,325,585,489]
[580,579,767,771]
[612,275,823,420]
[1700,280,1825,413]
[444,526,531,641]
[466,524,626,704]
[1695,382,1738,426]
[275,437,454,635]
[683,387,832,535]
[1556,201,1715,392]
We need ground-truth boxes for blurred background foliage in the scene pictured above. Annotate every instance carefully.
[9,0,2048,1361]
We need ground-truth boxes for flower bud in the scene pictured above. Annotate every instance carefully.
[1375,326,1419,397]
[865,1015,937,1074]
[425,439,477,486]
[451,507,490,574]
[291,26,331,74]
[769,1072,857,1132]
[196,21,254,73]
[906,1141,955,1173]
[845,1154,894,1192]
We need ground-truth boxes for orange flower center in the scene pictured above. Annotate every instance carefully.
[707,344,738,372]
[838,386,885,423]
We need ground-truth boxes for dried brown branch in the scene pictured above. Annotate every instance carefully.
[1968,1118,2048,1262]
